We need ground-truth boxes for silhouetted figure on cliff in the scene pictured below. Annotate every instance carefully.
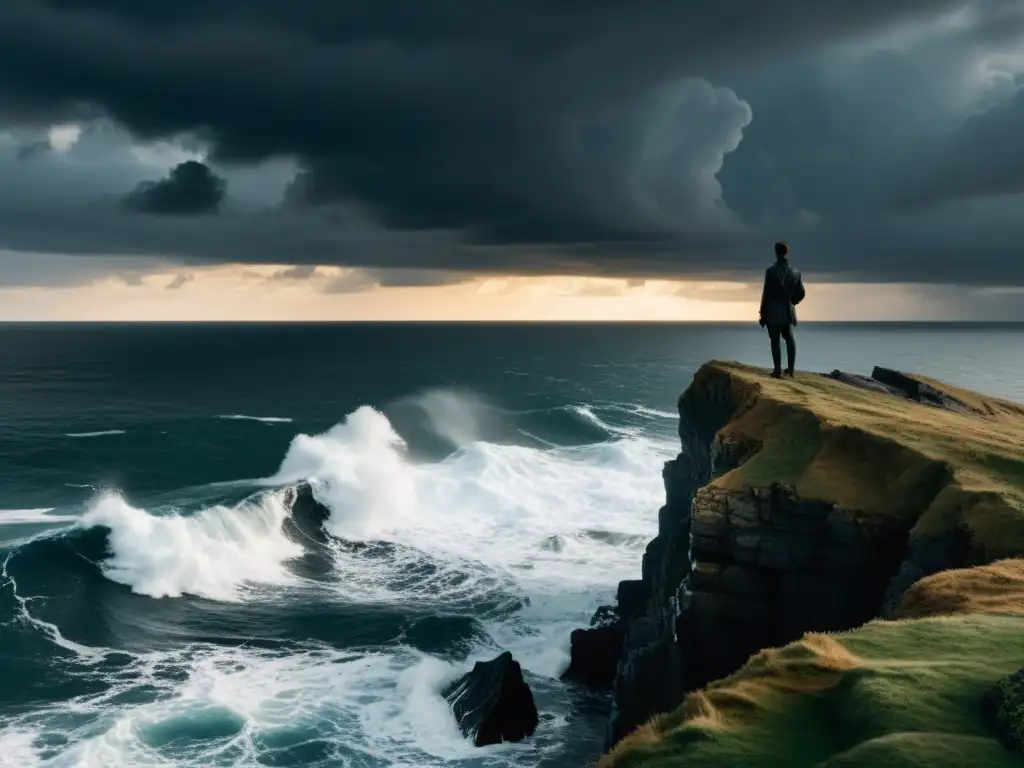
[759,242,805,378]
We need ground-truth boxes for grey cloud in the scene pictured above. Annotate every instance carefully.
[165,272,193,290]
[320,270,378,294]
[122,160,226,215]
[898,85,1024,207]
[0,249,164,287]
[270,264,318,280]
[15,140,49,161]
[118,272,144,286]
[363,269,470,288]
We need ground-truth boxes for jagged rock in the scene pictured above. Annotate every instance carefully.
[607,616,679,748]
[590,604,619,627]
[562,622,623,689]
[562,589,649,690]
[983,668,1024,756]
[880,524,970,616]
[563,593,644,689]
[871,366,974,413]
[616,580,649,620]
[444,652,538,747]
[828,369,906,397]
[827,367,975,415]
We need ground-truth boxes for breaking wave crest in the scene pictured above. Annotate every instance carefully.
[81,491,304,601]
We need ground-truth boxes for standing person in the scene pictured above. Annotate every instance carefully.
[759,242,805,378]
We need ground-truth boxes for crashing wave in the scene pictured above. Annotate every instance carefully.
[80,490,304,601]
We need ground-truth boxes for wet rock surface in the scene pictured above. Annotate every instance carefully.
[444,651,539,747]
[677,484,906,691]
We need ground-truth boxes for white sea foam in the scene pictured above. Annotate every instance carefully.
[216,414,293,424]
[0,642,543,767]
[66,430,126,438]
[81,490,304,601]
[0,729,42,768]
[628,404,677,419]
[568,404,640,437]
[0,508,79,525]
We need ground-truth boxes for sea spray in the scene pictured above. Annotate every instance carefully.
[81,491,303,601]
[268,406,419,539]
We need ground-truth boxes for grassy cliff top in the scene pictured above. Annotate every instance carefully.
[600,611,1024,768]
[693,361,1024,558]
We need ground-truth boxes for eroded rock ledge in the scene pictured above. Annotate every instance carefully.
[564,361,1024,750]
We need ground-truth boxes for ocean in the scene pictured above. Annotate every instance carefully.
[1,322,1023,767]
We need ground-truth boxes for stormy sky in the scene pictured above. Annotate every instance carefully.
[0,0,1023,316]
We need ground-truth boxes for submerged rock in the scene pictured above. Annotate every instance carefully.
[444,651,538,747]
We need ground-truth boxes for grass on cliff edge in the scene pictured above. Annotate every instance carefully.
[698,361,1024,558]
[599,611,1024,768]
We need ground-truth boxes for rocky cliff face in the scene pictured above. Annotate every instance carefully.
[575,363,987,749]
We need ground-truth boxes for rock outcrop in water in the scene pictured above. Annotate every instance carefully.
[561,580,648,690]
[444,651,539,747]
[564,361,1024,751]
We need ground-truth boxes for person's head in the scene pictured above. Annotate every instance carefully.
[774,242,790,261]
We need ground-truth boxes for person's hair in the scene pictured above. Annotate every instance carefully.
[774,242,790,259]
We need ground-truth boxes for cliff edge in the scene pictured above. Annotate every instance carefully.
[571,361,1024,763]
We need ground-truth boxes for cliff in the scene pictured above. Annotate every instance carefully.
[569,361,1024,761]
[602,606,1024,767]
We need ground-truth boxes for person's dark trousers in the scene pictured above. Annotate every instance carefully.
[767,324,796,375]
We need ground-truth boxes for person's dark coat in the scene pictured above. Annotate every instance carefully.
[760,260,805,327]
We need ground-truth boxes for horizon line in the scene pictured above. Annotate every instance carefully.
[2,319,1022,326]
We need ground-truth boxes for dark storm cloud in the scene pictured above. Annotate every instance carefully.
[899,87,1024,208]
[15,140,49,161]
[122,160,226,215]
[0,249,165,287]
[0,0,1022,285]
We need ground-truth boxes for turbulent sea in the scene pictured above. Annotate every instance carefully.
[1,322,1023,767]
